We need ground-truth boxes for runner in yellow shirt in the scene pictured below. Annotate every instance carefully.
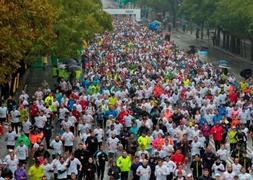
[28,160,44,180]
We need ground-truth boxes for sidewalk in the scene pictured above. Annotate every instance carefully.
[176,29,252,61]
[171,30,253,80]
[20,60,54,96]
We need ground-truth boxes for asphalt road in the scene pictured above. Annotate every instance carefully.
[171,30,253,80]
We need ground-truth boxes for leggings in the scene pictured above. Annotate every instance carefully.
[97,165,105,180]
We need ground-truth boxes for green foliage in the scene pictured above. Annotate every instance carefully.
[50,0,113,59]
[0,0,112,85]
[180,0,253,38]
[0,0,57,84]
[215,0,253,38]
[179,0,253,59]
[122,0,137,5]
[179,0,217,25]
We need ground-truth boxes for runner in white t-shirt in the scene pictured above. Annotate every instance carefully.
[56,156,68,180]
[43,158,54,180]
[22,117,32,136]
[94,126,104,147]
[35,112,47,130]
[5,127,17,150]
[15,141,28,164]
[61,128,75,153]
[66,154,82,178]
[6,154,19,174]
[107,133,120,158]
[0,104,7,124]
[10,108,21,134]
[50,136,63,156]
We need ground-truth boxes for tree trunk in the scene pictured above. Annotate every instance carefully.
[223,32,226,48]
[226,34,230,50]
[250,38,253,61]
[172,0,177,28]
[213,28,217,46]
[190,23,193,34]
[243,40,247,58]
[162,11,166,20]
[230,35,235,53]
[217,27,221,47]
[196,28,200,39]
[236,38,241,55]
[200,22,204,39]
[172,13,176,28]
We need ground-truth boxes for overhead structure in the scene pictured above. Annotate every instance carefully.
[103,9,141,22]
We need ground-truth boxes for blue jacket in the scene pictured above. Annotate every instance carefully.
[213,114,222,125]
[199,115,207,127]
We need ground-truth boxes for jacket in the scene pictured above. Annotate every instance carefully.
[171,153,185,166]
[14,168,28,180]
[201,125,210,137]
[116,155,131,172]
[190,160,202,178]
[228,130,237,144]
[137,135,150,150]
[16,135,30,147]
[211,125,223,141]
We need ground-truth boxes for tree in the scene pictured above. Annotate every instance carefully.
[0,0,113,85]
[50,0,113,59]
[212,0,253,59]
[0,0,57,85]
[179,0,217,39]
[135,0,181,27]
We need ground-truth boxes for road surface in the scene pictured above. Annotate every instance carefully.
[171,30,253,80]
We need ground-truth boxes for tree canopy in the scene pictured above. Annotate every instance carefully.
[135,0,181,27]
[0,0,112,85]
[50,0,112,59]
[0,0,57,85]
[179,0,253,59]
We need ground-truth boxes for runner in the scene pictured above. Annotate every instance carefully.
[0,16,252,179]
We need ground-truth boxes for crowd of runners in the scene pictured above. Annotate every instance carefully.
[0,17,252,180]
